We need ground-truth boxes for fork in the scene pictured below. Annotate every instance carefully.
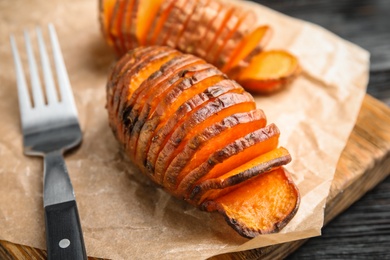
[10,24,87,260]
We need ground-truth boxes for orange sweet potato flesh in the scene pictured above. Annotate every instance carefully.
[235,50,301,94]
[154,92,255,184]
[132,0,164,46]
[221,25,272,73]
[121,0,136,51]
[164,109,267,192]
[128,63,213,161]
[122,55,205,156]
[106,46,300,238]
[192,147,292,203]
[155,0,189,47]
[115,49,181,145]
[177,0,211,54]
[109,0,128,55]
[145,80,244,179]
[135,69,226,168]
[146,0,176,45]
[176,123,280,199]
[99,0,116,46]
[201,167,300,238]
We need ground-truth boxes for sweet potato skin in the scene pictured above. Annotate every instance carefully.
[106,46,300,238]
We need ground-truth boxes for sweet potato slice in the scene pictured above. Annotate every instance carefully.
[221,25,272,74]
[121,54,203,140]
[107,46,160,129]
[176,123,280,199]
[127,63,212,160]
[201,167,300,238]
[121,0,136,51]
[114,48,181,145]
[99,0,116,46]
[192,147,292,203]
[202,5,236,62]
[135,69,226,169]
[145,80,244,179]
[154,0,188,47]
[207,6,245,64]
[197,3,235,63]
[146,0,176,45]
[177,0,210,54]
[164,109,267,192]
[109,0,128,55]
[213,10,256,68]
[131,0,164,46]
[114,46,174,116]
[166,0,198,49]
[108,47,177,143]
[236,50,301,94]
[154,92,255,184]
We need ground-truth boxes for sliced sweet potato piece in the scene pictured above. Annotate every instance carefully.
[146,0,176,45]
[221,25,272,74]
[131,0,164,46]
[197,3,235,62]
[114,46,172,115]
[235,50,301,94]
[112,46,176,139]
[201,167,300,238]
[192,147,292,203]
[164,109,267,192]
[202,5,236,63]
[154,92,255,185]
[145,80,244,179]
[155,0,188,47]
[121,0,136,51]
[114,48,181,145]
[99,0,116,46]
[127,63,212,161]
[167,0,198,49]
[213,10,256,68]
[107,46,159,131]
[109,0,128,55]
[177,0,211,54]
[176,123,280,198]
[135,69,226,169]
[120,54,203,141]
[207,6,244,64]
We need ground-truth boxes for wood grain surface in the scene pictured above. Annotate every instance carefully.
[1,0,390,259]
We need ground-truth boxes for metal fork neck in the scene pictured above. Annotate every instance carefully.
[43,150,76,207]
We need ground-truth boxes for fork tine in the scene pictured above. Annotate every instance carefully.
[24,30,45,108]
[36,27,58,105]
[48,24,77,110]
[10,35,32,121]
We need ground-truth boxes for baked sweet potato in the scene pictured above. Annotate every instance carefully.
[106,46,300,238]
[99,0,301,95]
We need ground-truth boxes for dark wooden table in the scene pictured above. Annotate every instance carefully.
[255,0,390,259]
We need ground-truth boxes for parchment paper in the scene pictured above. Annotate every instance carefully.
[0,0,369,259]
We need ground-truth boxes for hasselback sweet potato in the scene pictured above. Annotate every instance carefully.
[99,0,300,94]
[106,46,299,238]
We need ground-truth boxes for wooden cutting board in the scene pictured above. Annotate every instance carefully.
[1,94,389,259]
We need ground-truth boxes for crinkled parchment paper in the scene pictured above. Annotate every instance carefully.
[0,0,369,259]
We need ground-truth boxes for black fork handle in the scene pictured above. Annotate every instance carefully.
[43,151,87,260]
[45,200,87,260]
